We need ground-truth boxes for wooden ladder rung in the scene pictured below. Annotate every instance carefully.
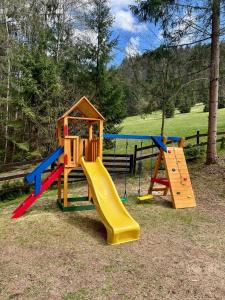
[152,187,167,192]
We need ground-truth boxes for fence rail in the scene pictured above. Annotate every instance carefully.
[1,130,225,196]
[133,130,225,174]
[0,154,133,183]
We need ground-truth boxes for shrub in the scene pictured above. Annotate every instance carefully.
[164,101,175,118]
[204,96,225,112]
[0,180,31,201]
[178,97,192,113]
[218,96,225,109]
[184,143,205,161]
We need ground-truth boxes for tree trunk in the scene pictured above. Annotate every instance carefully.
[3,5,10,164]
[206,0,220,164]
[161,98,165,136]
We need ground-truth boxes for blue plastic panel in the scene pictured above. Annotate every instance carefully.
[25,146,64,184]
[103,133,181,142]
[103,133,182,152]
[103,133,158,140]
[151,136,167,152]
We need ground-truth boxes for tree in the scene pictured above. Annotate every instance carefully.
[85,0,126,134]
[131,0,223,164]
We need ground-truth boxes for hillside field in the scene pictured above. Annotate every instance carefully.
[121,104,225,136]
[104,104,225,153]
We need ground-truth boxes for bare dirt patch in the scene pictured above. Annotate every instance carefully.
[1,158,225,299]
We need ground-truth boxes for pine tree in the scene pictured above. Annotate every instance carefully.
[86,0,126,133]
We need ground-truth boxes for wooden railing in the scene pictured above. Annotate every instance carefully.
[64,136,79,167]
[91,137,99,161]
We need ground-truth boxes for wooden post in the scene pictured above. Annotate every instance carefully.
[148,151,162,194]
[197,130,200,145]
[129,154,134,175]
[58,175,62,203]
[88,123,93,161]
[98,120,103,159]
[63,169,68,207]
[64,117,68,137]
[178,138,185,148]
[133,145,137,175]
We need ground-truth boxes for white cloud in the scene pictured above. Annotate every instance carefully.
[110,0,135,12]
[114,10,147,33]
[158,14,197,46]
[125,36,141,57]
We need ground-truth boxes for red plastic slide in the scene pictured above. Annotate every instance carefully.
[12,164,64,219]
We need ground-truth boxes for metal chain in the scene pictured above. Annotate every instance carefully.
[124,140,128,197]
[113,139,116,180]
[138,141,143,197]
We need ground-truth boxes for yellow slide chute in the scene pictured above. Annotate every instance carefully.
[80,157,140,245]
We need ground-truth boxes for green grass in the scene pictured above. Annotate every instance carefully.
[121,104,225,137]
[110,104,225,152]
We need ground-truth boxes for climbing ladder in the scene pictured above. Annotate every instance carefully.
[149,146,196,209]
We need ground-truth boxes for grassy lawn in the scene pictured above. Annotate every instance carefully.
[1,158,225,299]
[121,104,225,137]
[106,104,225,153]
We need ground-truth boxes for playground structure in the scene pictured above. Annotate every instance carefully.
[12,96,196,245]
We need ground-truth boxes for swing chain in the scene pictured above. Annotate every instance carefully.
[124,140,128,197]
[138,141,143,197]
[113,139,116,179]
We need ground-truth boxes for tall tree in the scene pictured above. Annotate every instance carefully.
[131,0,223,164]
[85,0,126,133]
[207,0,220,163]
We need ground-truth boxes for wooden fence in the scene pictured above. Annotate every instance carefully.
[1,130,225,196]
[0,153,133,196]
[133,130,225,174]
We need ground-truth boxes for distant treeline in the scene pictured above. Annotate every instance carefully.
[120,43,225,117]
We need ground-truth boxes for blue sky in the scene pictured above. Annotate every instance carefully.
[109,0,161,65]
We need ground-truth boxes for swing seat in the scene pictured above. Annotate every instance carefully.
[137,194,153,201]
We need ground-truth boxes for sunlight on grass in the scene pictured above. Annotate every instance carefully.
[121,104,225,137]
[107,104,225,152]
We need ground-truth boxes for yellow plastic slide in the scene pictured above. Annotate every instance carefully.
[80,157,140,245]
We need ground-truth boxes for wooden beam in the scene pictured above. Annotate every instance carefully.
[67,116,101,121]
[98,120,103,159]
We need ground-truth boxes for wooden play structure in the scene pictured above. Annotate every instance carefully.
[12,96,196,245]
[149,139,196,208]
[56,96,104,210]
[12,97,140,245]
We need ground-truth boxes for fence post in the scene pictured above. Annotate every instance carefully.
[133,145,137,175]
[197,130,200,145]
[129,154,134,175]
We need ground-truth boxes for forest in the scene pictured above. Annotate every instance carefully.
[0,0,223,164]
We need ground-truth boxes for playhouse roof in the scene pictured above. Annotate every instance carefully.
[58,96,105,121]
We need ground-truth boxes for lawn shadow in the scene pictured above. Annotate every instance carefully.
[138,196,173,208]
[61,212,107,245]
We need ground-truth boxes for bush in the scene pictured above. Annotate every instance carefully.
[178,97,192,113]
[204,96,225,112]
[184,143,205,161]
[220,137,225,150]
[164,101,175,118]
[0,180,31,201]
[203,103,209,112]
[218,96,225,109]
